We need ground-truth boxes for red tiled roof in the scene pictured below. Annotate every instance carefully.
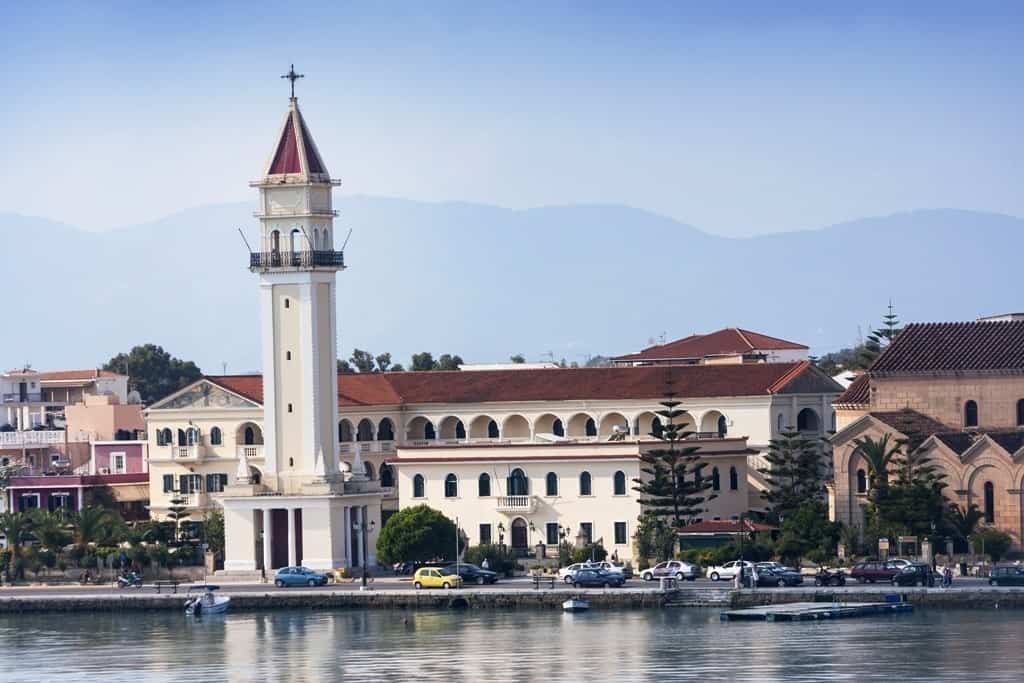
[870,321,1024,374]
[38,369,121,382]
[676,519,776,534]
[615,327,807,362]
[833,373,870,406]
[203,361,831,408]
[869,409,951,450]
[268,115,300,174]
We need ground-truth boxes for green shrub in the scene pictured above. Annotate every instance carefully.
[463,544,515,576]
[973,529,1013,562]
[571,543,608,564]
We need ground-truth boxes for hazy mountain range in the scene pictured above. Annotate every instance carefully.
[0,199,1020,374]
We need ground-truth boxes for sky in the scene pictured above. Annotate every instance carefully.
[2,1,1024,236]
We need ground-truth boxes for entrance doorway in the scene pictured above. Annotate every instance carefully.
[511,517,528,552]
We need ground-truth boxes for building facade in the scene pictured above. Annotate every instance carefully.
[829,320,1024,546]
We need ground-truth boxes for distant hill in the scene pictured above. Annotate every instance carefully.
[0,200,1020,373]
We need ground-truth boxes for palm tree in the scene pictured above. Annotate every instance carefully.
[71,507,113,548]
[0,512,32,579]
[947,503,984,552]
[851,433,905,504]
[29,510,71,551]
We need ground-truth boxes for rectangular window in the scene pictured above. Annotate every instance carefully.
[580,522,593,545]
[49,493,71,512]
[284,298,290,308]
[162,474,174,493]
[179,474,203,494]
[206,473,228,493]
[286,351,292,360]
[288,404,293,413]
[546,522,559,545]
[479,524,492,546]
[19,494,40,511]
[614,521,627,545]
[111,452,126,474]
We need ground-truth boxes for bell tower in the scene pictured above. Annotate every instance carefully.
[249,72,342,492]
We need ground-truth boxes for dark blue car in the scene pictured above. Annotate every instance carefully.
[571,569,626,588]
[274,566,329,587]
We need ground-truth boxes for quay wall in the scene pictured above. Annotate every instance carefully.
[2,588,1024,613]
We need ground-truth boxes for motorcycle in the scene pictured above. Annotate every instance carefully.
[814,568,846,587]
[117,571,143,589]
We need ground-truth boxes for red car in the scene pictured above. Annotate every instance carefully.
[850,561,901,583]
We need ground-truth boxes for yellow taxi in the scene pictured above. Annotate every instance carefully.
[413,566,464,590]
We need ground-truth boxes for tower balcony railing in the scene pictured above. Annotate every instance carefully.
[249,250,345,269]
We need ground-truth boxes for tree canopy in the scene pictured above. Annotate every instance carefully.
[103,344,201,404]
[411,352,463,371]
[375,505,462,564]
[758,427,826,522]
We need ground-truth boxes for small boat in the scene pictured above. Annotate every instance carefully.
[562,597,590,612]
[185,585,231,616]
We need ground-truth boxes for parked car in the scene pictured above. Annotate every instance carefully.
[640,560,700,582]
[989,565,1024,586]
[850,561,902,583]
[813,568,846,587]
[439,562,499,585]
[706,560,754,582]
[571,568,626,588]
[891,563,935,587]
[756,563,803,586]
[739,567,782,588]
[888,558,913,569]
[413,566,464,589]
[586,561,630,578]
[274,566,330,587]
[558,563,591,584]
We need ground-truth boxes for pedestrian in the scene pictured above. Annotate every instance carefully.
[733,568,742,590]
[944,566,953,588]
[481,557,489,570]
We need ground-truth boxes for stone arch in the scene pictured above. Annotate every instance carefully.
[469,415,499,439]
[566,412,597,438]
[356,418,375,441]
[964,400,979,428]
[507,468,529,496]
[380,464,395,488]
[797,408,820,433]
[377,418,395,441]
[247,465,263,486]
[635,411,661,439]
[363,461,376,480]
[406,416,436,441]
[533,413,563,438]
[438,416,466,440]
[599,412,630,437]
[700,410,727,437]
[338,419,354,442]
[236,422,264,446]
[502,415,530,440]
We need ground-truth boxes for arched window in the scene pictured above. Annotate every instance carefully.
[380,465,394,488]
[413,474,425,498]
[777,414,785,432]
[508,468,528,496]
[270,230,281,257]
[553,419,564,437]
[424,421,436,440]
[478,473,491,497]
[965,400,979,428]
[177,429,187,446]
[712,467,720,491]
[717,415,728,437]
[729,466,738,491]
[797,408,819,432]
[1017,399,1024,427]
[613,471,626,496]
[984,481,995,524]
[579,471,592,496]
[338,420,353,442]
[456,421,466,439]
[357,419,374,441]
[158,428,172,446]
[377,418,395,441]
[651,417,664,438]
[585,418,597,437]
[487,420,499,439]
[210,426,222,446]
[244,426,256,446]
[444,474,458,498]
[856,469,867,494]
[545,472,558,496]
[364,462,375,480]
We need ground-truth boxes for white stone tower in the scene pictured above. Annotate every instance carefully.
[249,87,343,493]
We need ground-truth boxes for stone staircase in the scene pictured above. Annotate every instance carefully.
[663,587,733,607]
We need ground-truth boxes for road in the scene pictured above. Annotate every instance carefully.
[0,575,998,598]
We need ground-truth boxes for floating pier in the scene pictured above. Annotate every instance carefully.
[721,601,913,622]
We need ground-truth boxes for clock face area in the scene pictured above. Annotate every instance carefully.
[268,188,304,214]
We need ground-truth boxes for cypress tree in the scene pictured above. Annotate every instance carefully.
[758,427,825,521]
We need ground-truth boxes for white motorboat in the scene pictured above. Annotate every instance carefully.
[562,597,590,612]
[185,585,231,616]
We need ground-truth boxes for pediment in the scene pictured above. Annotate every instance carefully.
[150,380,260,410]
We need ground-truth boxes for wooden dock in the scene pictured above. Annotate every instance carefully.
[721,601,913,622]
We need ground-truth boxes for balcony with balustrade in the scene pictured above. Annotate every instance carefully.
[496,495,537,514]
[169,444,206,461]
[237,444,264,460]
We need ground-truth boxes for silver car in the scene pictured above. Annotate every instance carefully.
[640,560,700,581]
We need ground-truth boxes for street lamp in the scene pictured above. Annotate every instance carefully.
[497,522,506,549]
[354,515,376,591]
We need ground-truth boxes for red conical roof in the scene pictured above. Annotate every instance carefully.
[265,98,328,178]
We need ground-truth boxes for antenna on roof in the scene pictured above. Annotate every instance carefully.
[340,228,352,251]
[237,228,254,252]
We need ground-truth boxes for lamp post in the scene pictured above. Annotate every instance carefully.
[354,513,376,591]
[497,522,506,550]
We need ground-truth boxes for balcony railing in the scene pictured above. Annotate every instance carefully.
[339,441,396,456]
[2,393,43,404]
[238,445,264,459]
[249,250,345,270]
[0,430,66,447]
[171,445,205,460]
[496,495,536,514]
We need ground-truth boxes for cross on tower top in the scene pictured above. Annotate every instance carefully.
[281,64,305,98]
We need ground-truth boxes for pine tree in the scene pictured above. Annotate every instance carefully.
[856,301,903,369]
[632,388,716,529]
[758,427,825,521]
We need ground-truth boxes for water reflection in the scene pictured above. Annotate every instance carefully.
[0,608,1022,682]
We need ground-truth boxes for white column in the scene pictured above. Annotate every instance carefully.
[355,506,364,567]
[287,508,297,567]
[263,508,274,571]
[77,487,83,511]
